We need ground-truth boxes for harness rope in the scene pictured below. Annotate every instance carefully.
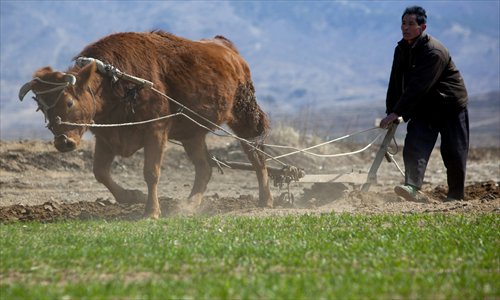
[150,87,287,166]
[58,108,387,165]
[57,112,183,128]
[32,77,97,137]
[54,57,392,169]
[32,77,71,114]
[264,127,382,161]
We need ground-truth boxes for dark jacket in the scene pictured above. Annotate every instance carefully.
[385,33,468,121]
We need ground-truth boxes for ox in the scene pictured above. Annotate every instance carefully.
[19,31,273,218]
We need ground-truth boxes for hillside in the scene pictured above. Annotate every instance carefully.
[1,1,498,140]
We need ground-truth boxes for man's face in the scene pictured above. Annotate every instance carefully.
[401,14,426,45]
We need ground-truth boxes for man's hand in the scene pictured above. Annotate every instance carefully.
[380,112,401,129]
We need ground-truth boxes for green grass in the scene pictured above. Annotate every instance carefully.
[1,214,498,299]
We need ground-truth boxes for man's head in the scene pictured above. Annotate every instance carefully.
[401,6,427,45]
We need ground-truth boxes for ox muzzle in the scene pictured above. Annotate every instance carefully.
[54,133,78,152]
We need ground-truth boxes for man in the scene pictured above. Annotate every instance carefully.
[380,6,469,202]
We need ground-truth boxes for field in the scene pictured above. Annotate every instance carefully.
[1,214,498,299]
[0,133,499,298]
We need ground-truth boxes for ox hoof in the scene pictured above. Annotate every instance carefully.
[188,194,204,208]
[117,189,147,204]
[143,210,161,219]
[258,198,273,208]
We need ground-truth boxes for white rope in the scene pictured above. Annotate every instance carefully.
[265,127,381,161]
[149,87,287,166]
[151,87,253,144]
[57,112,183,127]
[62,57,389,167]
[57,90,384,164]
[264,129,384,160]
[35,78,67,85]
[59,107,385,164]
[31,77,72,118]
[35,84,68,95]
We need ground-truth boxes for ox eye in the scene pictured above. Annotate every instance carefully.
[67,99,74,108]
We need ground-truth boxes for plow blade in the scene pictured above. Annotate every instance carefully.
[299,173,368,184]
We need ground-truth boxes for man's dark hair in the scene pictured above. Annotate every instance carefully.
[402,6,427,25]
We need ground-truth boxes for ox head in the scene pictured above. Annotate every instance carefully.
[19,62,97,152]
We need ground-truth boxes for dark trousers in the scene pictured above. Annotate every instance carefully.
[403,107,469,199]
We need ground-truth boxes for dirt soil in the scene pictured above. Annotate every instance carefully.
[1,137,499,223]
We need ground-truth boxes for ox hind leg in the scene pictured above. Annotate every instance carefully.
[93,138,147,205]
[182,134,212,207]
[229,81,273,207]
[239,141,273,208]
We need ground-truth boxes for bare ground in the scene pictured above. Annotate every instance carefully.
[0,137,498,223]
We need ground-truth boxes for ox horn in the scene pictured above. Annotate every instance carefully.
[63,74,77,86]
[18,81,33,101]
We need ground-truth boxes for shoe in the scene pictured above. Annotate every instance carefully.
[394,185,427,203]
[444,197,463,202]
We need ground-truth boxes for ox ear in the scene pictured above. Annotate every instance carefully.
[76,61,97,93]
[33,66,54,78]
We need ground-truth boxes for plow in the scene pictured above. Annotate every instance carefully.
[59,57,406,203]
[208,118,404,202]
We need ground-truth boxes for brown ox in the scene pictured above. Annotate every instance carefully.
[19,31,273,218]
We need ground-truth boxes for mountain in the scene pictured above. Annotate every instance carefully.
[1,1,499,144]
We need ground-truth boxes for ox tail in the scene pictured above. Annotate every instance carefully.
[231,81,270,140]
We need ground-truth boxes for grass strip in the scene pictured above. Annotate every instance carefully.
[1,213,498,299]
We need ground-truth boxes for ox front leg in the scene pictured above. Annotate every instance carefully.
[241,142,273,208]
[182,135,212,207]
[143,135,166,219]
[93,138,147,204]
